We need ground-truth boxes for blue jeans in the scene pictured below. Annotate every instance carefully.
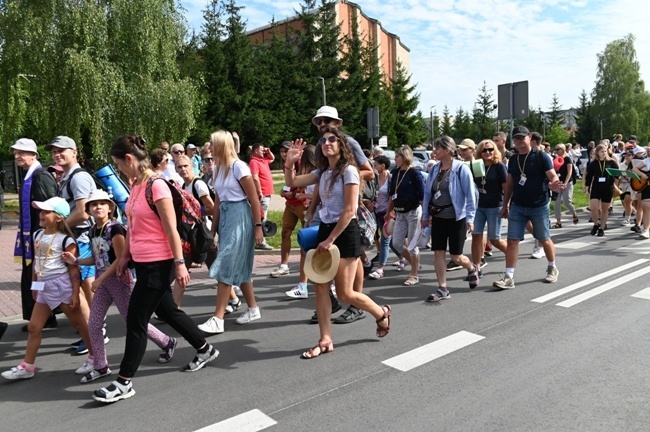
[375,212,392,267]
[472,206,503,240]
[507,203,551,241]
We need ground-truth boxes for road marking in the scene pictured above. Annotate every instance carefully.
[631,288,650,300]
[616,245,650,255]
[194,410,277,432]
[382,331,484,372]
[531,259,648,303]
[556,266,650,308]
[555,227,627,250]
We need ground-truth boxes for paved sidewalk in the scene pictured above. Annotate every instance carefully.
[0,214,300,320]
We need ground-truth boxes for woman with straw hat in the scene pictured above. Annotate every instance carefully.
[285,128,391,359]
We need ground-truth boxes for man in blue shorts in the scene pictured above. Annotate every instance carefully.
[493,126,565,289]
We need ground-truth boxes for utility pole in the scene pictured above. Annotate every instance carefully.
[316,77,326,106]
[430,105,436,145]
[599,118,603,140]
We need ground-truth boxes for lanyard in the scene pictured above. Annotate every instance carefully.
[36,232,57,277]
[436,168,450,191]
[598,159,606,176]
[482,163,492,187]
[517,152,531,177]
[395,167,411,193]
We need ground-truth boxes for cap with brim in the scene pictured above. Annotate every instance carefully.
[47,165,64,173]
[312,106,342,126]
[512,126,530,137]
[304,246,341,284]
[85,189,115,213]
[32,197,70,218]
[11,138,39,156]
[186,144,197,150]
[458,138,476,150]
[280,141,291,149]
[633,147,646,155]
[45,136,76,151]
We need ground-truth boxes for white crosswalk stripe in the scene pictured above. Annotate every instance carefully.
[631,288,650,300]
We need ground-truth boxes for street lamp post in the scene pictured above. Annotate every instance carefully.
[316,77,326,106]
[430,105,436,145]
[599,118,604,140]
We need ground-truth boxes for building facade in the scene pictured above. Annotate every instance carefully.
[247,0,410,82]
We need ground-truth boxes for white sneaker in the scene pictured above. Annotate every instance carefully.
[233,285,243,297]
[285,286,308,299]
[622,218,631,226]
[531,246,545,259]
[2,364,35,380]
[75,358,95,375]
[235,308,261,325]
[198,316,224,334]
[640,230,650,240]
[270,266,290,278]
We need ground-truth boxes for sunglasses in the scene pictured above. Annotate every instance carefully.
[202,157,213,162]
[482,148,494,153]
[315,117,333,126]
[318,136,338,145]
[172,150,185,154]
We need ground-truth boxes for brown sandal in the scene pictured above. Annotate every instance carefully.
[301,340,334,359]
[376,305,392,338]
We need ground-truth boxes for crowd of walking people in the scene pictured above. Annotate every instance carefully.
[3,105,649,405]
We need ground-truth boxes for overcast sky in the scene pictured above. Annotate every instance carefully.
[181,0,650,117]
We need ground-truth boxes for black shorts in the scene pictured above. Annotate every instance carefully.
[430,217,467,256]
[590,187,613,203]
[642,188,650,200]
[317,219,361,259]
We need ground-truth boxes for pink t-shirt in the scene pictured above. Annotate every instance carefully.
[127,179,174,262]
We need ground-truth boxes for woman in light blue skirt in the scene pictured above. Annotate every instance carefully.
[198,130,265,335]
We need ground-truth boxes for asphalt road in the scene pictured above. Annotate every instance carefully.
[1,210,650,432]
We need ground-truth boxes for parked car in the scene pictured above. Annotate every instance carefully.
[413,150,431,164]
[380,149,426,177]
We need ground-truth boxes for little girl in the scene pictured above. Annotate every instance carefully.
[62,190,177,383]
[2,197,93,380]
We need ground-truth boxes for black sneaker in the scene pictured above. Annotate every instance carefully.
[447,261,462,271]
[632,225,642,233]
[333,306,366,324]
[597,228,605,237]
[182,344,219,372]
[608,207,613,215]
[310,302,342,324]
[590,224,599,236]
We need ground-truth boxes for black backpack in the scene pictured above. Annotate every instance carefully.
[362,169,379,202]
[64,167,105,198]
[191,178,216,203]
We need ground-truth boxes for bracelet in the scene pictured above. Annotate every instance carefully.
[74,258,79,266]
[255,223,263,227]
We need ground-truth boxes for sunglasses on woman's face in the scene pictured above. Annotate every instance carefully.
[319,136,337,145]
[203,157,213,162]
[482,148,494,153]
[315,117,333,126]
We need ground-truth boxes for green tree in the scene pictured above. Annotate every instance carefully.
[547,93,564,125]
[574,89,597,145]
[441,106,453,137]
[388,62,425,147]
[545,123,569,146]
[472,81,496,142]
[453,107,472,141]
[591,34,650,140]
[0,0,200,162]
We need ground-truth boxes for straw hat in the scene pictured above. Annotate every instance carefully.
[304,245,341,284]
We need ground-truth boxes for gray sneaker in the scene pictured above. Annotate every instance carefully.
[493,274,515,289]
[544,266,559,283]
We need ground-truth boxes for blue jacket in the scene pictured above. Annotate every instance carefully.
[422,159,477,223]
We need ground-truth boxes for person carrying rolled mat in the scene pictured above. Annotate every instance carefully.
[285,128,391,359]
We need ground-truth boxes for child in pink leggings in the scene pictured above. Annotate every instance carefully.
[63,190,176,383]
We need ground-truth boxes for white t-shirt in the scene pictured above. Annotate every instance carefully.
[33,231,76,278]
[184,178,210,199]
[311,165,360,224]
[210,160,251,202]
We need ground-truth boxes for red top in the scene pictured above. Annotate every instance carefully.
[249,155,274,196]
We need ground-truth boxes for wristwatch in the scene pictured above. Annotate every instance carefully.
[174,258,185,264]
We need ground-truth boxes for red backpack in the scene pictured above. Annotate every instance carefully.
[145,176,212,262]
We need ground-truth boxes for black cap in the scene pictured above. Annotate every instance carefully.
[280,141,291,149]
[512,126,530,137]
[629,135,638,141]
